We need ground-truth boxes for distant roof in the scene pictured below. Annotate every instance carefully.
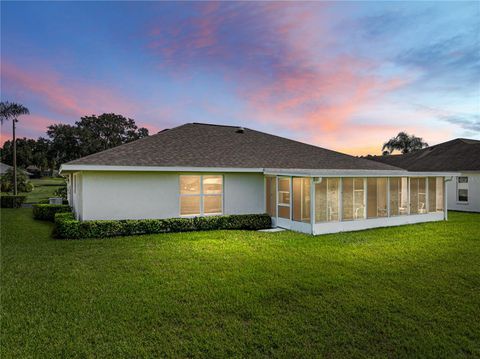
[0,162,12,175]
[65,123,401,171]
[0,162,32,176]
[368,138,480,172]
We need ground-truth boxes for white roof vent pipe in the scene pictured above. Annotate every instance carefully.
[236,127,245,133]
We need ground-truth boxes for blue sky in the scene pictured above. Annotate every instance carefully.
[2,1,479,154]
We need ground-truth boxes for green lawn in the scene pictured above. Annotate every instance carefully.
[24,177,65,203]
[1,209,479,358]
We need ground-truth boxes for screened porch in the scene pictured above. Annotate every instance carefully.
[265,175,446,235]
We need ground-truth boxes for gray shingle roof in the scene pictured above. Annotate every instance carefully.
[368,138,480,171]
[65,123,402,170]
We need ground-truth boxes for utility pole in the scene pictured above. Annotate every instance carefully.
[13,117,17,195]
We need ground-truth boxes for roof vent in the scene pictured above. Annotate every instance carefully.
[236,127,245,134]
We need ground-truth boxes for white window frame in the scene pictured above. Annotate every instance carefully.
[179,175,223,217]
[457,176,469,203]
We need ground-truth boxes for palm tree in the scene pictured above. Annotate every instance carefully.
[0,102,30,195]
[382,131,428,155]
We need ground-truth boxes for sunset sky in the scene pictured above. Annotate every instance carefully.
[2,1,479,155]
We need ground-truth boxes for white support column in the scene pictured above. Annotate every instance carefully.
[363,177,367,219]
[310,177,315,229]
[275,176,279,220]
[200,175,204,216]
[425,176,429,213]
[290,176,293,221]
[407,177,411,215]
[444,177,448,220]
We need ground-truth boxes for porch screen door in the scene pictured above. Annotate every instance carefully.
[277,177,291,219]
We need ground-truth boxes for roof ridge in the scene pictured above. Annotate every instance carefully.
[191,122,243,129]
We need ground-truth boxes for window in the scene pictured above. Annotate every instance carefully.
[342,178,365,221]
[367,178,388,218]
[457,176,468,202]
[389,177,408,216]
[315,178,339,222]
[293,177,311,223]
[428,177,444,212]
[410,178,427,214]
[179,175,223,216]
[277,177,291,219]
[203,175,223,214]
[265,176,277,217]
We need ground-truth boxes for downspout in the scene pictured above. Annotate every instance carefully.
[444,176,453,220]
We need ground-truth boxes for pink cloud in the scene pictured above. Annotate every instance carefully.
[144,2,414,149]
[2,62,138,120]
[1,61,176,142]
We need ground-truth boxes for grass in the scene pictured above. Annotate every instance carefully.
[24,177,65,203]
[1,209,479,358]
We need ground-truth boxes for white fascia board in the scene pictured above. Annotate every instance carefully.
[454,171,480,175]
[263,168,461,177]
[403,171,462,177]
[264,168,407,177]
[60,164,264,174]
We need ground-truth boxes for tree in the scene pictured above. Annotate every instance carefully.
[0,112,149,174]
[46,113,149,164]
[0,102,30,195]
[46,124,83,165]
[382,132,428,155]
[1,137,55,175]
[75,113,149,154]
[32,137,54,174]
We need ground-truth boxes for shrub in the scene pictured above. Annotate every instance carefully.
[0,168,33,193]
[54,213,272,239]
[53,186,67,199]
[0,195,27,208]
[33,204,72,221]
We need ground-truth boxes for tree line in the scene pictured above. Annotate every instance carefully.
[1,113,149,174]
[2,105,429,174]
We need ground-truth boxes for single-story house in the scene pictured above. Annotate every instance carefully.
[369,138,480,213]
[60,123,458,235]
[0,162,33,177]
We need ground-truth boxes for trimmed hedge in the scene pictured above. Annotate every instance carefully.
[54,213,272,239]
[33,204,72,221]
[0,195,26,208]
[38,199,69,205]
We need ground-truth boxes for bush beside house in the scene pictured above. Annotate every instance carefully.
[32,204,72,221]
[54,213,272,239]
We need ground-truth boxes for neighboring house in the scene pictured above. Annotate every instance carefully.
[60,123,457,235]
[0,162,33,177]
[369,138,480,213]
[0,162,13,176]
